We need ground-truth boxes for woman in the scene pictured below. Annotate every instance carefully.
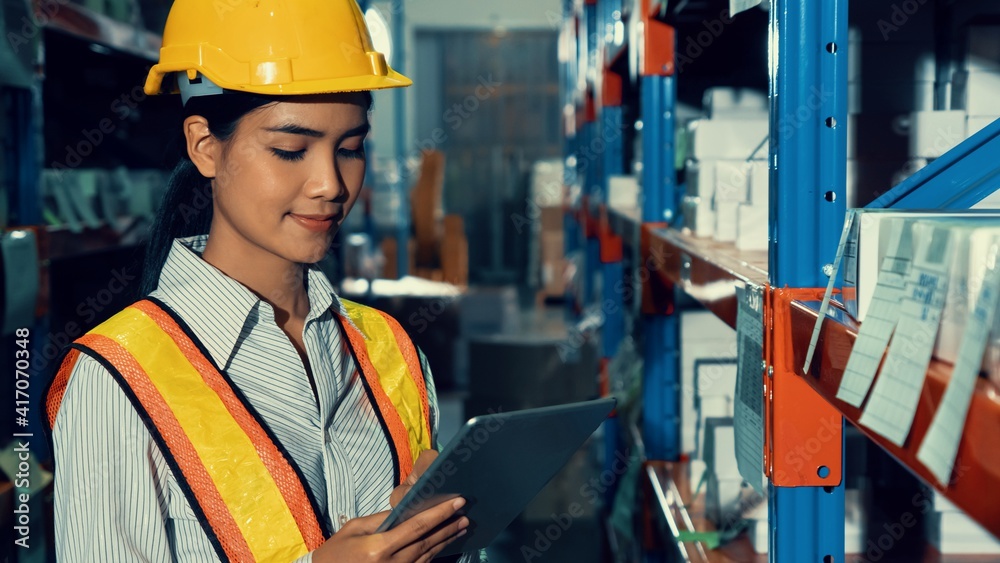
[43,1,477,561]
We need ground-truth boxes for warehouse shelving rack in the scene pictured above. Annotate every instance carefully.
[561,0,1000,561]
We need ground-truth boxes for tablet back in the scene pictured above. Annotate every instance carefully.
[378,397,617,556]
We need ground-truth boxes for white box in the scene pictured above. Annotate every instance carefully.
[681,312,737,454]
[928,511,1000,554]
[608,175,639,209]
[748,160,768,206]
[967,115,999,137]
[682,196,715,238]
[686,160,714,199]
[705,421,741,479]
[703,87,767,118]
[909,110,966,158]
[952,70,1000,115]
[700,395,732,419]
[965,25,1000,73]
[736,204,768,251]
[697,362,738,398]
[714,160,750,203]
[689,118,769,160]
[845,210,1000,321]
[715,201,739,243]
[936,225,1000,364]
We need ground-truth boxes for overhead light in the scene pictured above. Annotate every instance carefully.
[364,7,393,66]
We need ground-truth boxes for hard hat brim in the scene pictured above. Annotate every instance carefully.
[144,65,411,98]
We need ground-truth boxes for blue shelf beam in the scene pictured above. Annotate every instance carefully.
[867,117,1000,210]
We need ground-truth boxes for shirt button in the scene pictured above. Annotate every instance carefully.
[324,430,333,444]
[338,514,349,526]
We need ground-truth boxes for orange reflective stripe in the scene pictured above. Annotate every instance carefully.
[339,319,416,480]
[76,332,256,562]
[376,310,432,443]
[46,348,80,430]
[131,300,326,551]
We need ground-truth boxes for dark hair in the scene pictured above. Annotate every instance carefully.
[139,90,374,296]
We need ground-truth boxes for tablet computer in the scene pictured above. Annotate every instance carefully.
[376,397,616,557]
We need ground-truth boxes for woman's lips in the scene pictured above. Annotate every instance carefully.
[289,213,335,232]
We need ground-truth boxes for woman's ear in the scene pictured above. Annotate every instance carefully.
[184,116,220,178]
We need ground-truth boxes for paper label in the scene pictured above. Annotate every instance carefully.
[805,210,856,374]
[837,218,914,407]
[734,284,766,493]
[859,224,952,446]
[917,236,1000,484]
[730,0,763,15]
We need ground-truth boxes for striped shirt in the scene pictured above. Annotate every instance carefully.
[51,235,480,562]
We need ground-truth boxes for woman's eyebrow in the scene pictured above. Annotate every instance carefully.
[263,122,370,139]
[264,123,325,138]
[340,123,371,139]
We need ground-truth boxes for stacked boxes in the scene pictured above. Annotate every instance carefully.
[682,93,769,250]
[538,206,567,299]
[681,310,738,456]
[929,493,1000,555]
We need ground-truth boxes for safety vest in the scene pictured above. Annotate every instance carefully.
[44,297,433,563]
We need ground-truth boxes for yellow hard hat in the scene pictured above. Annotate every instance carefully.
[143,0,410,100]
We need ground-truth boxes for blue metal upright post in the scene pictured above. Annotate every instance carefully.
[389,0,409,278]
[602,104,625,361]
[768,0,847,560]
[640,73,679,462]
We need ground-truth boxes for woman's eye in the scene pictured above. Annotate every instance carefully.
[338,147,366,160]
[271,148,306,162]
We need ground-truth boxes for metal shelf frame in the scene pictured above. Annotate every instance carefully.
[562,0,1000,561]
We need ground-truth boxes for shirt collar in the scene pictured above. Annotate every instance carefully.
[152,235,357,369]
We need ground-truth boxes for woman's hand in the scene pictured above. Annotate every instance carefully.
[311,497,468,563]
[391,450,439,507]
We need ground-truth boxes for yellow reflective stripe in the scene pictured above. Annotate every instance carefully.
[341,301,431,463]
[92,308,308,562]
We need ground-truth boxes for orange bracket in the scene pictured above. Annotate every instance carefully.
[599,357,611,397]
[639,0,676,76]
[764,287,843,487]
[584,87,597,123]
[640,222,674,316]
[602,66,624,108]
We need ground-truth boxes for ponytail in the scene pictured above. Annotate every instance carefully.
[138,157,212,296]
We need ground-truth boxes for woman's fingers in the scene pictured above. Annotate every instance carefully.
[390,450,440,507]
[413,528,469,563]
[341,510,391,535]
[395,514,469,562]
[383,497,466,553]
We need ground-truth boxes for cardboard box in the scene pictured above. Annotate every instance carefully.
[928,511,1000,554]
[964,25,1000,73]
[909,110,967,159]
[967,115,999,137]
[714,160,750,203]
[688,118,769,161]
[844,210,1000,321]
[608,175,640,210]
[748,160,768,206]
[540,207,563,233]
[441,234,468,287]
[685,160,714,200]
[736,204,768,251]
[443,214,464,237]
[682,196,715,238]
[952,70,1000,115]
[714,201,739,243]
